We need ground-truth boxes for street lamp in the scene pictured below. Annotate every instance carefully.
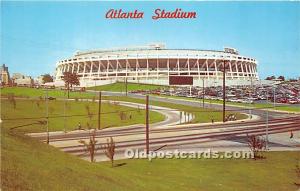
[221,60,228,123]
[93,78,97,92]
[266,110,269,150]
[265,89,269,150]
[273,84,276,108]
[202,78,205,108]
[248,77,253,119]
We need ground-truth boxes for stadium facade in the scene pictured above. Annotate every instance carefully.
[54,44,259,87]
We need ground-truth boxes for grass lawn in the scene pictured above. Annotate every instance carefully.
[1,128,299,191]
[101,96,247,124]
[1,87,96,99]
[87,82,167,92]
[1,87,248,124]
[1,99,164,133]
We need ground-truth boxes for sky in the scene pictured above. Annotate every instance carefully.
[1,1,300,79]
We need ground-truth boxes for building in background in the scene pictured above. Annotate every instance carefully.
[54,44,259,87]
[34,75,44,85]
[12,73,34,87]
[0,64,10,86]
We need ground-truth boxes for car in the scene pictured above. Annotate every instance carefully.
[48,97,56,100]
[288,99,298,104]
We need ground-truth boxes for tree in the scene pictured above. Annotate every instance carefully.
[247,134,266,159]
[102,137,116,167]
[7,93,16,109]
[265,75,276,80]
[78,104,98,162]
[277,75,285,81]
[61,72,80,98]
[42,74,53,83]
[79,130,98,162]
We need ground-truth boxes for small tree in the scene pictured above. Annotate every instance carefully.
[61,72,80,98]
[42,74,53,83]
[36,100,41,109]
[119,111,127,120]
[85,104,93,120]
[265,75,276,80]
[102,137,116,167]
[7,93,16,109]
[247,134,266,159]
[277,75,285,81]
[79,130,98,162]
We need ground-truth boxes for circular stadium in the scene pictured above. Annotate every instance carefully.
[54,44,259,87]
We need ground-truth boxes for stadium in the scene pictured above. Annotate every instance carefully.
[54,44,259,87]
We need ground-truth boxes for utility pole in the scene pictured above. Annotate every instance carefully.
[266,110,269,150]
[63,98,66,133]
[45,89,49,144]
[249,77,253,119]
[202,78,205,108]
[145,95,149,155]
[98,91,102,130]
[222,60,226,123]
[273,85,276,108]
[67,72,70,99]
[265,89,269,150]
[125,78,128,96]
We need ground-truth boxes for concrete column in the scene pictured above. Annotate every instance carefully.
[83,62,87,79]
[244,62,249,78]
[197,58,201,80]
[240,61,245,79]
[214,60,218,80]
[76,62,80,74]
[251,63,255,77]
[66,64,70,73]
[146,56,149,80]
[89,61,93,78]
[125,58,129,79]
[97,61,101,78]
[206,59,210,80]
[156,55,159,79]
[235,61,238,79]
[136,56,139,79]
[248,63,253,77]
[71,63,75,73]
[187,57,191,75]
[177,57,180,75]
[116,59,119,78]
[106,57,110,79]
[167,55,170,78]
[229,60,233,79]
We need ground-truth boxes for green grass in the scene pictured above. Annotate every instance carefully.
[88,82,167,92]
[1,99,164,133]
[1,128,299,191]
[1,87,96,99]
[1,87,248,124]
[101,96,247,124]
